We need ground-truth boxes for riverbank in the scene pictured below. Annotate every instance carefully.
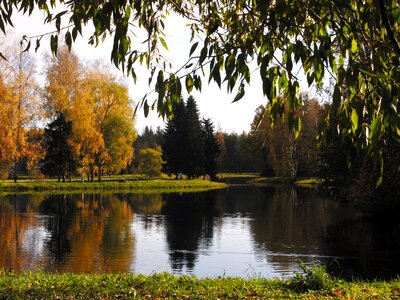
[1,268,399,299]
[0,178,227,194]
[216,173,326,187]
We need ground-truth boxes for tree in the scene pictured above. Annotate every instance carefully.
[162,96,217,179]
[44,47,81,119]
[1,1,399,181]
[162,99,186,178]
[201,118,220,180]
[250,95,328,180]
[42,113,77,182]
[44,53,136,181]
[84,70,136,181]
[184,96,204,179]
[137,147,163,177]
[0,39,41,182]
[132,126,164,172]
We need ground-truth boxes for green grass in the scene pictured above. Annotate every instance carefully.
[1,268,399,299]
[295,178,326,186]
[0,178,227,194]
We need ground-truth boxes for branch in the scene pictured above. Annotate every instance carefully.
[376,0,400,57]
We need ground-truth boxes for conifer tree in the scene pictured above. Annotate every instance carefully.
[201,118,220,181]
[42,113,77,182]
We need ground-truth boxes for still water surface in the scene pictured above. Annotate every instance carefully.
[1,186,399,279]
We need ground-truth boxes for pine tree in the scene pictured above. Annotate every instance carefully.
[162,96,217,179]
[201,118,220,180]
[162,99,186,178]
[42,112,77,182]
[184,96,204,179]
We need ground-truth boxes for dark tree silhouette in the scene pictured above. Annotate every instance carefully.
[41,113,77,182]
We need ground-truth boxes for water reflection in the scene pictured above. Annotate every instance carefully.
[0,187,399,279]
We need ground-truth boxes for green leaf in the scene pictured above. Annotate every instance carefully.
[225,53,236,77]
[351,108,358,133]
[35,38,41,52]
[185,75,194,93]
[0,51,7,61]
[351,38,357,53]
[189,42,198,57]
[65,31,72,51]
[144,100,149,117]
[22,40,31,53]
[376,176,383,188]
[159,36,168,50]
[369,116,381,141]
[199,46,207,64]
[50,35,58,56]
[212,66,221,87]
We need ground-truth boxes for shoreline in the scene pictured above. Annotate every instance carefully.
[1,269,399,299]
[0,178,227,194]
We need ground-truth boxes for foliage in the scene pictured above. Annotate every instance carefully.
[41,113,77,182]
[1,0,398,181]
[250,95,328,180]
[218,132,264,174]
[162,97,220,180]
[291,262,334,292]
[44,50,137,181]
[1,269,400,299]
[137,147,163,177]
[201,118,220,181]
[0,38,42,182]
[131,126,164,172]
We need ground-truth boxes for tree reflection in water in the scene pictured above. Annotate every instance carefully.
[1,188,400,279]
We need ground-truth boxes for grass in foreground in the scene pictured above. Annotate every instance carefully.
[1,267,400,300]
[0,178,227,194]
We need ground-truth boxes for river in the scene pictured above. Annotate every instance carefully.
[1,185,399,279]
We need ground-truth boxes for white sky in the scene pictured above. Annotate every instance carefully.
[7,9,311,134]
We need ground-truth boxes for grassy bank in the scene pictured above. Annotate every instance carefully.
[0,178,227,194]
[1,268,399,299]
[217,174,326,187]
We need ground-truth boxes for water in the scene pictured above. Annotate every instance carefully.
[1,185,399,279]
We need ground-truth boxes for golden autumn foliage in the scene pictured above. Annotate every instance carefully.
[44,49,136,180]
[0,40,43,180]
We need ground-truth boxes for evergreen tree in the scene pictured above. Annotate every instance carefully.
[162,99,186,178]
[184,96,204,179]
[162,96,218,179]
[42,113,77,182]
[201,118,220,180]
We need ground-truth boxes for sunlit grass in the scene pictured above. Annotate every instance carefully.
[0,176,227,194]
[1,269,399,299]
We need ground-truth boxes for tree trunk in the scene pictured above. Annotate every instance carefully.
[89,164,94,182]
[98,164,102,182]
[13,157,17,183]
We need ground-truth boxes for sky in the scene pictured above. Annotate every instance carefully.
[6,8,310,134]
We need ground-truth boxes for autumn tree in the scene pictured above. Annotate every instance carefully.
[44,52,136,181]
[82,69,136,181]
[250,95,327,179]
[131,126,164,172]
[1,0,398,184]
[0,39,42,182]
[137,147,163,178]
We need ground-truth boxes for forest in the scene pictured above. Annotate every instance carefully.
[0,0,399,213]
[1,39,399,212]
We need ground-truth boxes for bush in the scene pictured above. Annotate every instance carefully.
[290,261,333,291]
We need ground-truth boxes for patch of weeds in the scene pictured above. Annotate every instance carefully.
[290,261,334,292]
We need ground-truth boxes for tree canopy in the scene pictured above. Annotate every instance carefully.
[0,0,399,180]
